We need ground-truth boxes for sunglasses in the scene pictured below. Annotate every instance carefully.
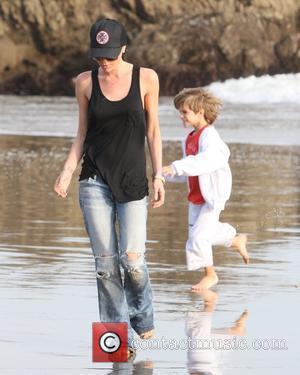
[93,57,118,63]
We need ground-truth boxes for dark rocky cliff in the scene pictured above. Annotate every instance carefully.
[0,0,299,95]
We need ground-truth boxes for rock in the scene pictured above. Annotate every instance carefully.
[0,0,299,95]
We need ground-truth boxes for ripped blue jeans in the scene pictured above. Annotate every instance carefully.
[79,175,154,345]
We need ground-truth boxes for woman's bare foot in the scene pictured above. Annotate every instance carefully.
[231,234,249,264]
[127,346,136,359]
[191,274,219,292]
[140,329,155,340]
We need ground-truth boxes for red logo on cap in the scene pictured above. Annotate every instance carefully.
[96,31,109,45]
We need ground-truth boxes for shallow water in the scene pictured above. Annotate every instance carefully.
[0,126,299,373]
[1,95,300,145]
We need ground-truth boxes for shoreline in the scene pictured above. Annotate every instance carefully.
[1,96,300,146]
[1,132,300,148]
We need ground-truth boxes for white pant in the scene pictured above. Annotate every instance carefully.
[186,203,236,270]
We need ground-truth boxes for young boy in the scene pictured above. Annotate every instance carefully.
[163,87,249,291]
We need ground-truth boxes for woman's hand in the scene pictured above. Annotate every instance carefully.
[151,178,165,208]
[54,167,73,198]
[162,165,176,177]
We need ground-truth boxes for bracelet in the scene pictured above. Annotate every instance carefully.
[152,174,166,185]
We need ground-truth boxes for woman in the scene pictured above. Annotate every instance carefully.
[54,18,165,353]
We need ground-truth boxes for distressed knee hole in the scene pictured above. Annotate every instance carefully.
[121,251,144,271]
[94,254,118,279]
[126,252,141,261]
[96,270,110,279]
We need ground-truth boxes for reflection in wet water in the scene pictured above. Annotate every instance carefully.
[0,135,299,374]
[185,290,249,374]
[110,360,154,375]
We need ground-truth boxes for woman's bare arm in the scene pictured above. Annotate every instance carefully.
[142,68,165,208]
[54,71,91,197]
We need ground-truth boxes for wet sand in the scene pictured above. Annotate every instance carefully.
[0,135,299,374]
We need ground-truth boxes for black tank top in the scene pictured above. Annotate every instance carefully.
[79,65,148,203]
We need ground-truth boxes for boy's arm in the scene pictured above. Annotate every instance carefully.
[163,138,187,181]
[171,130,230,176]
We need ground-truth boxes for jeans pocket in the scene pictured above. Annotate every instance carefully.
[79,178,90,184]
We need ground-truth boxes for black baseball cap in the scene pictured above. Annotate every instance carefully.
[89,19,128,59]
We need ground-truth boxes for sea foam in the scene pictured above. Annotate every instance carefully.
[207,73,300,104]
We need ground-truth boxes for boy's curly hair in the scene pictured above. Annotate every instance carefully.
[173,87,222,124]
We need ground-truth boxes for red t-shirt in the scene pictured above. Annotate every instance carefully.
[185,125,210,204]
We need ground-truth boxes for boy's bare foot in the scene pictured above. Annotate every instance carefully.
[140,329,155,340]
[198,289,219,305]
[236,309,249,325]
[229,309,249,336]
[191,274,219,292]
[231,234,249,264]
[196,290,219,312]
